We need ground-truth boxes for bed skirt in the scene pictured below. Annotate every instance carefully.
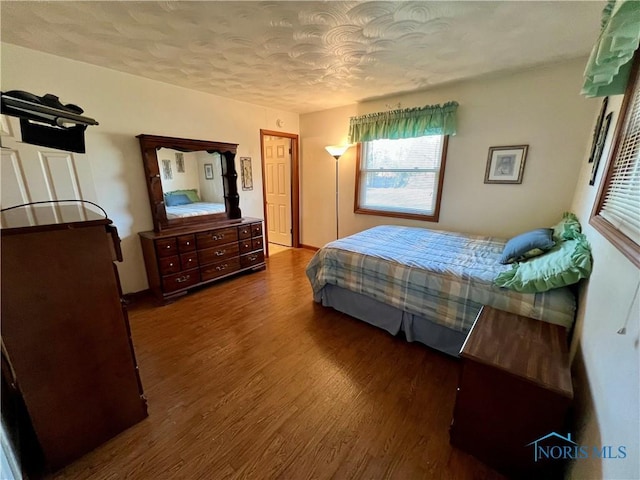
[318,284,468,357]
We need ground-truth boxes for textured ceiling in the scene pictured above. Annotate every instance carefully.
[1,1,603,114]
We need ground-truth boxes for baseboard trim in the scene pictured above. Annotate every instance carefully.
[123,289,152,306]
[300,244,319,252]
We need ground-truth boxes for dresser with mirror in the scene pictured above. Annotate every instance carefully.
[137,134,265,303]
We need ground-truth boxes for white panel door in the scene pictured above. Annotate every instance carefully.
[0,115,97,226]
[264,136,292,246]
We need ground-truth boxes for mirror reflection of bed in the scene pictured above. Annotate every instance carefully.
[157,147,226,220]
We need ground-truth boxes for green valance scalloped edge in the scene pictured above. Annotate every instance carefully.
[582,0,640,97]
[348,101,459,143]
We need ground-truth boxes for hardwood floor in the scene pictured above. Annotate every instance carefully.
[49,248,505,480]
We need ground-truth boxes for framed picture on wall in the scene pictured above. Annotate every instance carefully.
[588,97,609,163]
[204,163,214,180]
[241,157,253,190]
[484,145,528,184]
[175,152,185,173]
[162,159,172,180]
[589,112,613,186]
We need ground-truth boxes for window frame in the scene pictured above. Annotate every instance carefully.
[353,135,449,222]
[589,51,640,268]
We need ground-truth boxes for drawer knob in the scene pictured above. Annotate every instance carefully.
[186,241,191,245]
[166,245,171,249]
[212,233,225,240]
[169,263,174,267]
[175,275,190,283]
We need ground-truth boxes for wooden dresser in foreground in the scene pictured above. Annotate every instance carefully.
[1,205,147,475]
[139,217,265,302]
[450,305,573,479]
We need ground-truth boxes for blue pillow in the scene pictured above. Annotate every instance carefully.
[500,228,555,264]
[165,193,191,207]
[495,233,592,292]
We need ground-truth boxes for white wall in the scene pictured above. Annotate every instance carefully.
[157,150,200,194]
[567,95,640,480]
[1,43,299,293]
[300,59,597,248]
[195,151,225,204]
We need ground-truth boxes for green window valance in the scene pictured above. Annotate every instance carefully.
[582,0,640,97]
[348,101,459,143]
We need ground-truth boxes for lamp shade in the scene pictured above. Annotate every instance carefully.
[325,145,350,159]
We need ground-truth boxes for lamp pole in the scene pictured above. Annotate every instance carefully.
[335,156,339,240]
[325,145,350,241]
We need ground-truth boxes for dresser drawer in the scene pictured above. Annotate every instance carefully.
[240,251,265,268]
[162,269,200,293]
[239,238,253,254]
[198,242,239,265]
[238,225,252,240]
[177,234,196,252]
[251,223,263,237]
[158,255,181,275]
[252,236,263,251]
[180,252,198,270]
[156,238,177,257]
[200,257,241,282]
[196,227,238,249]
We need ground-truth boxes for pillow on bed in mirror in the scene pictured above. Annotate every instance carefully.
[552,212,581,241]
[167,189,201,203]
[495,232,592,293]
[500,228,555,264]
[165,193,192,207]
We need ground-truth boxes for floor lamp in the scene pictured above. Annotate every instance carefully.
[325,145,350,240]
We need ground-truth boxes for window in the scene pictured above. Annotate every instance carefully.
[590,52,640,268]
[355,135,448,222]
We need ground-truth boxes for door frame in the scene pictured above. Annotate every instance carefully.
[259,129,300,257]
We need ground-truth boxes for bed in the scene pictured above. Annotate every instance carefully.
[305,225,579,357]
[165,201,226,219]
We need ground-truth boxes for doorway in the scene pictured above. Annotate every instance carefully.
[259,129,300,257]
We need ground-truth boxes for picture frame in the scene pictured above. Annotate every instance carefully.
[204,163,214,180]
[484,145,529,184]
[175,152,185,173]
[240,157,253,191]
[161,159,172,180]
[588,96,609,163]
[589,112,613,186]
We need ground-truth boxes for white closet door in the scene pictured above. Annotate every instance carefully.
[0,115,98,226]
[264,135,292,247]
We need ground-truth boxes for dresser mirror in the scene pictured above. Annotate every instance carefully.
[138,134,241,232]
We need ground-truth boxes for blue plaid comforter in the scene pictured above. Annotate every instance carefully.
[306,225,576,333]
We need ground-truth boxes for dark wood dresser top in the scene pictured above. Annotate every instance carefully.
[1,204,110,235]
[138,216,263,239]
[460,306,573,398]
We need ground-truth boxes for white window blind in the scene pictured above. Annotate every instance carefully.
[358,136,444,216]
[599,65,640,245]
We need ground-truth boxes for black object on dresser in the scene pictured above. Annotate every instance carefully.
[450,305,573,479]
[139,218,266,302]
[1,205,148,474]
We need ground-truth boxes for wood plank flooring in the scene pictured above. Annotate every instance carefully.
[49,248,505,480]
